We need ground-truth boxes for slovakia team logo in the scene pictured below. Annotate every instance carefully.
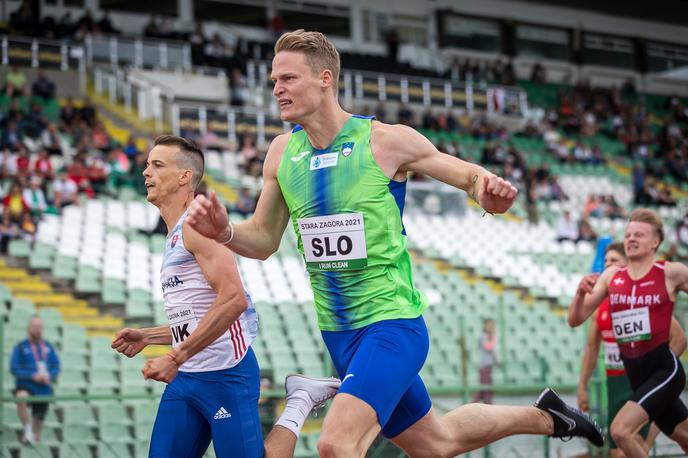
[341,142,354,157]
[171,234,179,248]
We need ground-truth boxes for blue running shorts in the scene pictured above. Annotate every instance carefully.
[321,316,432,438]
[149,348,263,458]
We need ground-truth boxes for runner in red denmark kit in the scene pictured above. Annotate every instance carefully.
[568,209,688,458]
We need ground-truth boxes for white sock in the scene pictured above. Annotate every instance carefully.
[275,390,313,438]
[23,424,33,442]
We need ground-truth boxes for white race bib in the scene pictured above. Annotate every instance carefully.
[167,304,198,348]
[297,213,368,271]
[612,307,651,343]
[603,341,624,371]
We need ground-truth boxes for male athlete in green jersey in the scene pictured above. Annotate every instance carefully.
[188,29,603,457]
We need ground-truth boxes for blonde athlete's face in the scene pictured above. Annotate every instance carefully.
[142,145,185,205]
[271,51,327,123]
[604,250,626,269]
[624,221,660,260]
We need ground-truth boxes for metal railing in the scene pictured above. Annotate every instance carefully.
[1,33,191,72]
[1,35,84,71]
[247,60,529,115]
[84,34,191,72]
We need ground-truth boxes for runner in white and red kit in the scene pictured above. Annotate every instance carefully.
[568,208,688,458]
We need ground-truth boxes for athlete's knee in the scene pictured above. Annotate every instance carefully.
[610,422,634,446]
[317,435,359,458]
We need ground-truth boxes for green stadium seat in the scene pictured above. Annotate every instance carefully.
[98,442,131,458]
[15,443,53,458]
[58,443,92,458]
[63,424,98,445]
[99,423,133,444]
[8,240,31,258]
[37,308,62,327]
[54,369,87,395]
[62,403,97,427]
[28,253,52,270]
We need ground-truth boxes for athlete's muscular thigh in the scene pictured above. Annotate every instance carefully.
[319,393,380,456]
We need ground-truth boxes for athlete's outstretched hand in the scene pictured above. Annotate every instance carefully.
[142,355,179,383]
[112,328,147,358]
[187,191,230,241]
[478,175,518,214]
[577,274,599,295]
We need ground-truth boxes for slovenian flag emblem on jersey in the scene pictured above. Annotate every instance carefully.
[341,142,354,157]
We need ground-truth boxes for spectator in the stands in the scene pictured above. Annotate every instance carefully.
[656,183,677,207]
[3,181,29,226]
[15,148,30,176]
[530,62,546,84]
[4,66,29,98]
[105,144,130,189]
[59,97,78,128]
[123,135,140,160]
[397,103,413,126]
[33,148,54,182]
[269,11,285,43]
[0,149,18,178]
[10,315,61,444]
[374,102,387,123]
[676,214,688,252]
[577,218,597,243]
[230,68,248,106]
[385,28,400,62]
[548,176,567,201]
[22,176,47,216]
[142,15,159,38]
[189,22,208,65]
[97,10,119,35]
[67,153,94,196]
[556,210,578,243]
[1,120,23,151]
[240,133,258,167]
[233,187,257,216]
[52,170,79,211]
[80,97,97,127]
[39,123,62,156]
[24,102,46,138]
[129,151,147,195]
[31,70,56,101]
[9,1,35,34]
[604,195,625,219]
[90,120,111,151]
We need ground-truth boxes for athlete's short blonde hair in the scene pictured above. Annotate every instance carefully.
[629,208,664,246]
[274,29,340,94]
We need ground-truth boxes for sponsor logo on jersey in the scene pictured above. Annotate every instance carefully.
[162,275,184,292]
[291,151,311,162]
[170,234,179,248]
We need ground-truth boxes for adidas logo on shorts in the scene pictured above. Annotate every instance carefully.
[214,407,232,420]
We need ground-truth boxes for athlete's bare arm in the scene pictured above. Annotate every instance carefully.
[141,223,249,382]
[568,267,618,327]
[112,325,171,358]
[371,122,517,214]
[577,315,601,412]
[669,316,687,356]
[666,261,688,299]
[187,133,291,260]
